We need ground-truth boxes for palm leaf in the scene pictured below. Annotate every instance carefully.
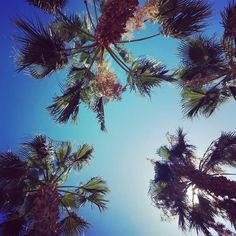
[221,1,236,40]
[47,82,82,124]
[92,97,106,131]
[80,177,109,194]
[15,17,67,79]
[181,88,229,118]
[0,152,26,181]
[0,214,26,236]
[128,58,169,97]
[155,0,211,38]
[201,132,236,170]
[27,0,68,14]
[188,206,213,236]
[70,144,94,171]
[51,14,82,42]
[60,213,89,236]
[60,193,78,209]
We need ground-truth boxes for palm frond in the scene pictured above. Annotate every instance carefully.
[80,177,109,195]
[128,58,169,97]
[15,17,67,79]
[91,97,106,131]
[156,0,211,38]
[60,213,89,236]
[27,0,68,14]
[51,14,82,42]
[60,193,78,209]
[181,88,229,118]
[70,144,94,171]
[201,132,236,171]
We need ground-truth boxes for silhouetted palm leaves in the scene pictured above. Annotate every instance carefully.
[15,0,212,130]
[27,0,68,14]
[150,129,236,236]
[177,1,236,118]
[0,135,109,236]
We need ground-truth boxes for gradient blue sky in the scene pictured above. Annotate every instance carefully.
[1,1,236,235]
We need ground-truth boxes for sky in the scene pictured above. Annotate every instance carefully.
[1,0,236,236]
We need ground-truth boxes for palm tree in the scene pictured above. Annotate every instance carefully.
[149,128,236,236]
[0,135,109,236]
[15,0,211,130]
[177,1,236,118]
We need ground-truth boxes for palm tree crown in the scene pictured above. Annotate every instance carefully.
[14,0,211,130]
[177,1,236,118]
[150,128,236,236]
[0,135,109,236]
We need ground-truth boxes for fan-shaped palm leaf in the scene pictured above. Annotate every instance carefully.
[181,88,229,117]
[60,213,89,236]
[128,58,170,96]
[27,0,68,14]
[200,132,236,171]
[155,0,211,38]
[15,17,67,79]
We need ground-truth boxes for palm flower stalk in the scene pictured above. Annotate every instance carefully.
[15,0,211,130]
[149,128,236,236]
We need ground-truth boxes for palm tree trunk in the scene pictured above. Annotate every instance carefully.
[33,182,60,236]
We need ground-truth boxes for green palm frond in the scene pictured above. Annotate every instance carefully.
[15,17,67,79]
[114,44,133,64]
[70,144,94,171]
[55,141,73,164]
[27,0,68,14]
[60,213,89,236]
[60,193,78,209]
[128,58,169,97]
[201,132,236,171]
[156,0,211,38]
[78,177,109,211]
[168,128,196,166]
[188,206,213,236]
[181,88,229,118]
[80,177,109,194]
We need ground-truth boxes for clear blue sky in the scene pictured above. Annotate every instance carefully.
[1,1,236,235]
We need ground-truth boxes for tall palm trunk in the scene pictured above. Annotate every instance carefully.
[175,166,236,199]
[33,182,60,236]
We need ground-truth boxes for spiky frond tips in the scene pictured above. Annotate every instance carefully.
[27,0,68,14]
[15,18,67,79]
[181,88,229,118]
[128,58,169,96]
[156,0,211,38]
[221,1,236,39]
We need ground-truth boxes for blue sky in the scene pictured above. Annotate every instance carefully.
[1,1,236,235]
